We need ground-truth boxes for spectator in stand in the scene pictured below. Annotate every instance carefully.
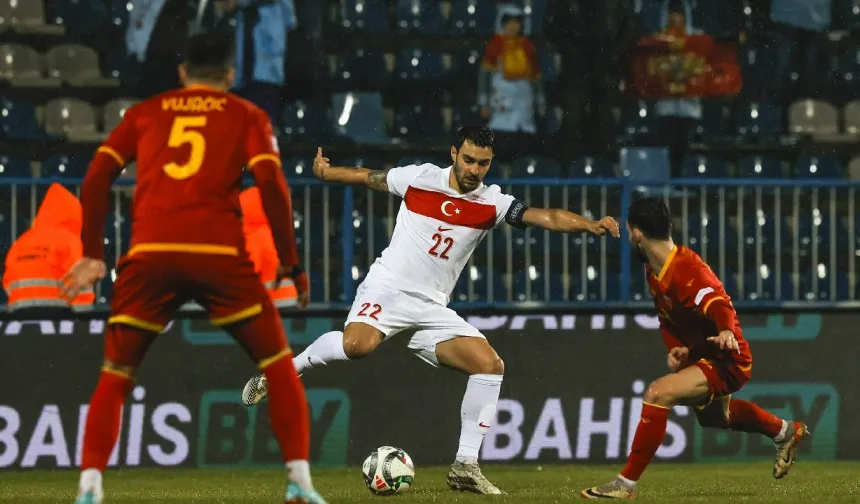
[478,7,546,161]
[770,0,831,99]
[225,0,298,126]
[126,0,194,97]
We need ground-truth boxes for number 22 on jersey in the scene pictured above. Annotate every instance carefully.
[164,116,207,180]
[429,233,454,260]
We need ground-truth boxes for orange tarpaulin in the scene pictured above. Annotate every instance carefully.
[631,34,742,98]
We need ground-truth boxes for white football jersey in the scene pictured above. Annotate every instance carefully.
[372,163,525,305]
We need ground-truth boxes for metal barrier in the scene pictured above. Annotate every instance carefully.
[2,178,859,307]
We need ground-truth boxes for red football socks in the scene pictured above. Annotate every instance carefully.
[728,399,784,438]
[262,354,310,462]
[80,370,134,471]
[621,403,670,482]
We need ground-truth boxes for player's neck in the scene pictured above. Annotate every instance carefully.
[184,79,227,92]
[646,240,676,272]
[448,171,464,194]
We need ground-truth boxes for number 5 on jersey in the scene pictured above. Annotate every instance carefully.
[164,116,207,180]
[429,233,454,260]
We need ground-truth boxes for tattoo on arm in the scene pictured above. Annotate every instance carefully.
[367,169,391,192]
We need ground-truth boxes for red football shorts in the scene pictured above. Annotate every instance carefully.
[695,357,752,402]
[109,250,274,333]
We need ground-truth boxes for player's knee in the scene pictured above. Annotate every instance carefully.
[643,380,675,407]
[470,351,504,375]
[342,329,382,359]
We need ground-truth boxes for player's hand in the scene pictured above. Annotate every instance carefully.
[707,330,740,353]
[277,265,310,309]
[589,216,621,238]
[312,147,330,181]
[667,346,689,372]
[61,258,106,300]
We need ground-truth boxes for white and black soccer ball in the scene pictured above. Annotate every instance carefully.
[362,446,415,496]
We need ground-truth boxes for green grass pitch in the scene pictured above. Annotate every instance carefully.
[3,463,859,502]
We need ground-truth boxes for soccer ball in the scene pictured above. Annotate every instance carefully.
[362,446,415,495]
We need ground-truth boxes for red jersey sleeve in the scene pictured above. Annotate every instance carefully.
[80,106,137,259]
[244,108,300,267]
[660,322,684,352]
[675,260,740,335]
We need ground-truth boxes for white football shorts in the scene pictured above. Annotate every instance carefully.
[344,270,484,367]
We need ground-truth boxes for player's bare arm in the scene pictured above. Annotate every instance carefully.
[521,208,621,237]
[313,147,391,192]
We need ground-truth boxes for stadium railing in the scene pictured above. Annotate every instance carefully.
[1,177,858,309]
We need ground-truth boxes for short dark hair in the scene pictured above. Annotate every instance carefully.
[455,125,495,151]
[184,32,234,80]
[627,197,672,240]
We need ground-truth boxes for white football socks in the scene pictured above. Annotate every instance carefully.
[286,460,313,492]
[293,331,349,374]
[78,468,103,499]
[455,373,503,464]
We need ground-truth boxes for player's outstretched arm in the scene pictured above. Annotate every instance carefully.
[312,147,390,191]
[521,208,621,237]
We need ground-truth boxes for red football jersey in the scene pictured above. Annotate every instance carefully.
[81,84,298,266]
[645,246,752,366]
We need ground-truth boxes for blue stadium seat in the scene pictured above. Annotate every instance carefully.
[448,0,497,35]
[449,49,484,86]
[509,157,563,178]
[0,100,49,140]
[41,155,88,178]
[792,155,843,179]
[309,271,325,303]
[799,271,851,301]
[281,101,332,142]
[684,214,737,257]
[619,147,670,182]
[723,271,740,300]
[395,0,444,34]
[453,267,508,303]
[394,49,445,83]
[738,44,778,97]
[831,45,860,101]
[797,213,846,252]
[620,100,656,140]
[282,157,313,178]
[0,156,32,177]
[681,155,730,177]
[537,47,557,82]
[339,0,389,33]
[695,100,730,138]
[742,270,795,301]
[512,267,565,301]
[740,214,791,254]
[737,155,782,178]
[332,92,389,144]
[571,273,621,301]
[569,156,614,178]
[393,104,447,141]
[101,47,140,82]
[539,107,563,136]
[735,102,783,140]
[332,49,388,89]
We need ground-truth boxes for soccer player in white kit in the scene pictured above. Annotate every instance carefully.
[241,126,620,494]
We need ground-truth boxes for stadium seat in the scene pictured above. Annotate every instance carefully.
[453,267,508,303]
[332,92,390,144]
[832,45,860,101]
[738,44,778,97]
[571,272,621,301]
[681,155,730,178]
[0,155,32,177]
[43,98,100,141]
[568,156,614,178]
[509,157,563,178]
[737,155,782,178]
[394,49,445,83]
[734,102,782,140]
[396,156,448,168]
[342,157,382,169]
[41,155,88,178]
[684,214,737,257]
[740,213,791,255]
[0,44,57,87]
[0,0,46,27]
[695,100,730,138]
[451,105,483,129]
[110,0,130,28]
[512,267,565,301]
[800,269,851,301]
[742,270,795,301]
[282,157,314,178]
[281,101,332,142]
[792,155,843,179]
[522,0,548,35]
[797,213,846,253]
[332,49,388,89]
[101,47,140,82]
[844,101,860,134]
[788,99,839,135]
[45,44,116,86]
[396,0,444,34]
[0,99,50,140]
[46,0,107,36]
[102,98,137,133]
[449,49,483,87]
[393,104,447,142]
[448,0,497,35]
[620,100,656,140]
[539,107,563,136]
[339,0,389,33]
[619,147,670,182]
